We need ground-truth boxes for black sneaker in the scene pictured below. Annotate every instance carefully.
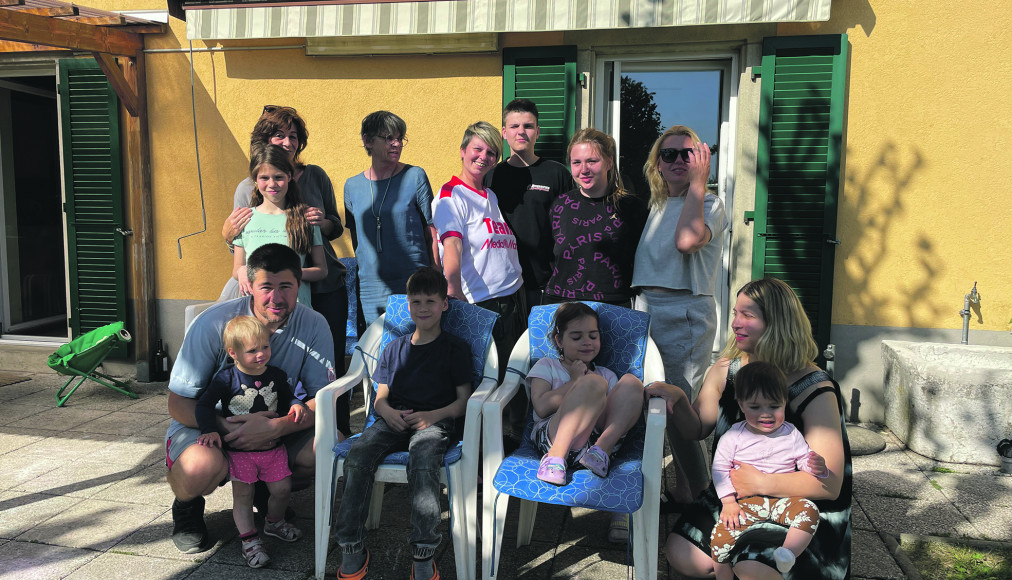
[171,496,210,553]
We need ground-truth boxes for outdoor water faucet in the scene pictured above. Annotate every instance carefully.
[959,282,980,345]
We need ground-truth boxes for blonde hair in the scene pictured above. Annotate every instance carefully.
[223,315,270,355]
[567,128,629,204]
[642,125,703,210]
[719,278,819,374]
[248,143,314,254]
[459,121,501,161]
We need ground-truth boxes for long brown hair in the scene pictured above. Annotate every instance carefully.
[567,128,629,204]
[248,144,313,254]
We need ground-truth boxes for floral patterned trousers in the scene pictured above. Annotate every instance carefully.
[710,496,820,563]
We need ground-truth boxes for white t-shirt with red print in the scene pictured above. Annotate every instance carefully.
[432,176,522,303]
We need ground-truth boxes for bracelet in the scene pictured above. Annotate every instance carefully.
[225,239,235,254]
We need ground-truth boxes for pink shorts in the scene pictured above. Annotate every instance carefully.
[227,447,291,484]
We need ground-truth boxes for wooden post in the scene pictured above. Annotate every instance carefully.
[122,53,156,381]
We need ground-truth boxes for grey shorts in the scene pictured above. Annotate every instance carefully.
[531,414,625,467]
[165,424,313,472]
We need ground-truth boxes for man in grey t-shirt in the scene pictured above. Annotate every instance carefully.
[165,244,337,553]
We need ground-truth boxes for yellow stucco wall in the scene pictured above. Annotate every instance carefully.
[780,2,1012,332]
[132,14,501,300]
[100,0,1012,332]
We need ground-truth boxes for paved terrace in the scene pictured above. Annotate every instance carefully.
[1,372,1010,579]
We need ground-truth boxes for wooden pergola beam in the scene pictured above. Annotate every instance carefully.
[92,52,138,117]
[0,0,25,6]
[0,7,143,55]
[0,39,69,51]
[65,15,127,25]
[14,6,78,16]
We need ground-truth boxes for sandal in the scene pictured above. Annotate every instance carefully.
[537,454,567,485]
[241,536,270,568]
[264,518,303,542]
[337,549,370,580]
[577,445,610,478]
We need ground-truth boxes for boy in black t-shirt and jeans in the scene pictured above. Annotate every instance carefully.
[335,266,473,580]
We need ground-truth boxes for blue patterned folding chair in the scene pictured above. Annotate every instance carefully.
[315,295,500,580]
[481,302,666,580]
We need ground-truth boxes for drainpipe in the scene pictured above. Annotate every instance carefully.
[823,344,835,379]
[959,282,979,345]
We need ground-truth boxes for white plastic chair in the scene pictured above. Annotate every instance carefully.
[314,295,500,580]
[481,302,666,580]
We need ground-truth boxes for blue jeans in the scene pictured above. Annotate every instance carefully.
[335,416,455,558]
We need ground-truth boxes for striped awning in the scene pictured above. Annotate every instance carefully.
[186,0,831,40]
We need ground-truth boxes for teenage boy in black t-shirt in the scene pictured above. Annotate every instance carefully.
[485,98,574,312]
[334,267,472,580]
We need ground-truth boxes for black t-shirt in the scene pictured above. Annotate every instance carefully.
[545,189,648,302]
[373,331,473,411]
[485,158,573,291]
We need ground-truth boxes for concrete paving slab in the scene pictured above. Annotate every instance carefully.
[0,540,99,580]
[91,463,177,506]
[15,459,146,498]
[137,417,172,438]
[113,508,234,562]
[850,528,905,579]
[17,432,122,462]
[207,516,316,572]
[120,391,171,414]
[548,541,640,579]
[857,494,981,539]
[0,491,84,539]
[958,504,1012,542]
[852,467,937,500]
[84,435,164,468]
[557,507,621,550]
[16,498,166,551]
[0,427,45,454]
[63,551,198,580]
[0,378,49,402]
[0,453,64,491]
[928,471,1012,507]
[180,561,306,579]
[0,402,50,426]
[72,410,171,437]
[492,538,558,578]
[851,501,874,530]
[7,406,112,432]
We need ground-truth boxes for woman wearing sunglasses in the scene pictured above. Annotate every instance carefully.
[633,125,728,500]
[222,105,351,438]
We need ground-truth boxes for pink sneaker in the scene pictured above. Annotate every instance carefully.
[537,454,567,485]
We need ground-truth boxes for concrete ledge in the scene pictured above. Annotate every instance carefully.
[883,340,1012,465]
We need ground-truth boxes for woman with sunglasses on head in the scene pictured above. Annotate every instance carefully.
[632,125,728,501]
[222,105,350,438]
[344,111,439,326]
[542,128,648,307]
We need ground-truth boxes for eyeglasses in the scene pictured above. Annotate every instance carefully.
[659,147,693,163]
[262,105,297,115]
[379,135,408,145]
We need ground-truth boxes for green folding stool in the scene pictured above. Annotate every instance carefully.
[48,321,137,407]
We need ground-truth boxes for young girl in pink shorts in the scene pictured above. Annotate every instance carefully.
[195,315,306,568]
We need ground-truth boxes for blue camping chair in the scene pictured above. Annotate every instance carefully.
[314,295,500,580]
[481,303,666,580]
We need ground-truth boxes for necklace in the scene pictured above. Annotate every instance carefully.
[369,166,395,253]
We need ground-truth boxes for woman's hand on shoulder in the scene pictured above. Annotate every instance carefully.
[222,207,253,244]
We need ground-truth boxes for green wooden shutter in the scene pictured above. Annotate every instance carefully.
[752,34,848,353]
[59,58,128,356]
[502,46,577,164]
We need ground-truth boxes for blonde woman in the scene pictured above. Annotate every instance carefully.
[632,125,728,498]
[648,278,852,580]
[543,128,648,306]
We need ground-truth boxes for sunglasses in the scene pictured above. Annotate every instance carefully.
[262,105,297,115]
[659,147,693,163]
